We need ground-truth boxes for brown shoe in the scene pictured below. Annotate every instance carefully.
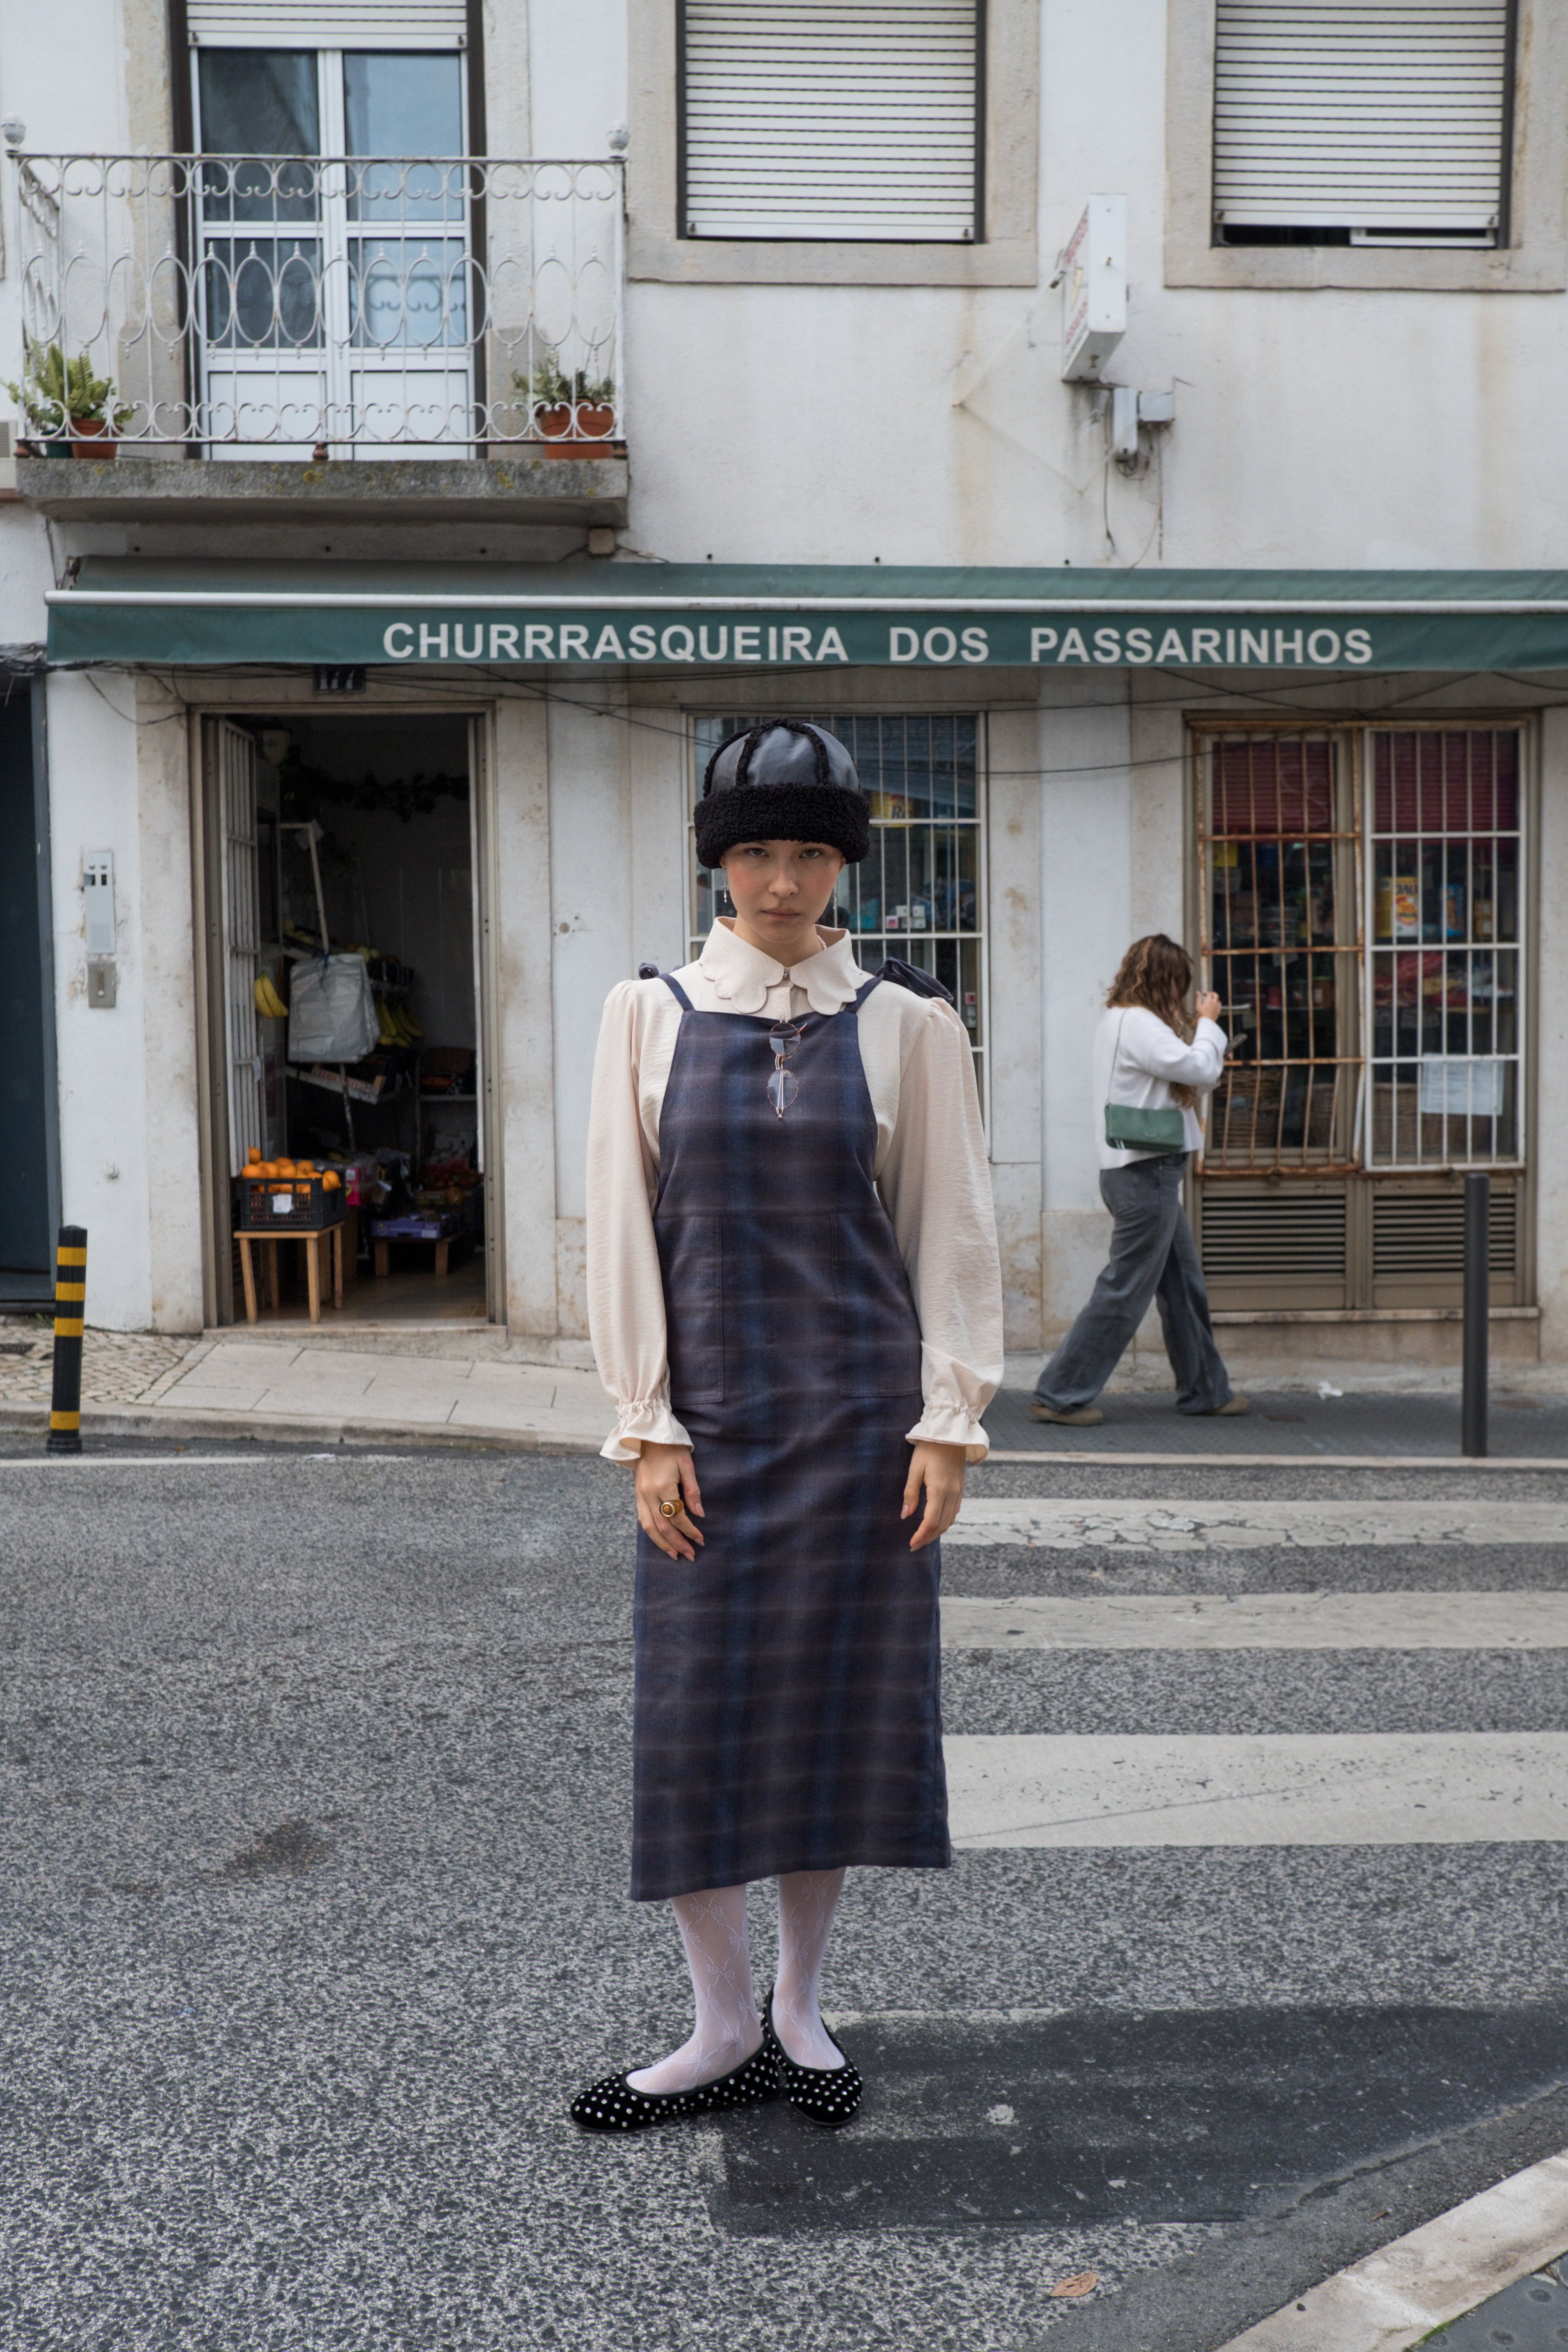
[1028,1401,1104,1426]
[1210,1395,1250,1416]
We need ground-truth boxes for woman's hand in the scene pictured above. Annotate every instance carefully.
[1195,989,1222,1023]
[635,1440,705,1561]
[902,1441,967,1552]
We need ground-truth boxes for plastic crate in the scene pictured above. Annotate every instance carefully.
[235,1172,345,1232]
[370,1209,462,1242]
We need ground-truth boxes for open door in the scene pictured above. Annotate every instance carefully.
[468,710,505,1324]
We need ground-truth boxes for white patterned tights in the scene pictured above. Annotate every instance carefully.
[626,1869,848,2094]
[628,1886,759,2095]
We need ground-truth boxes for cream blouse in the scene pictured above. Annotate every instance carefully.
[586,919,1004,1465]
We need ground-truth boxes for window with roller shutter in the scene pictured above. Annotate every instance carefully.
[1212,0,1515,248]
[678,1,984,242]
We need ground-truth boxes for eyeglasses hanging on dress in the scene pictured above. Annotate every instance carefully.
[768,1023,801,1116]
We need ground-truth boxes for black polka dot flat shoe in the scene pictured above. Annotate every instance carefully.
[570,2038,778,2133]
[762,1985,863,2129]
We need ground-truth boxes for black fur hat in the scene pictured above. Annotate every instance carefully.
[694,720,871,869]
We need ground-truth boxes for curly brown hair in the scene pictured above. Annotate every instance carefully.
[1106,934,1198,1110]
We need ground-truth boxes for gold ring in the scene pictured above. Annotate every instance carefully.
[659,1498,680,1519]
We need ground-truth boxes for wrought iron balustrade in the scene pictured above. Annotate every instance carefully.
[9,152,624,455]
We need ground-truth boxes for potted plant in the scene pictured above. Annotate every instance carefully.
[514,353,617,448]
[5,341,132,459]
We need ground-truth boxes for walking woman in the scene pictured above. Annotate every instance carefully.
[1031,933,1247,1427]
[574,720,1003,2132]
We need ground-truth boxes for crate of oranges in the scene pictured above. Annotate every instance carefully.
[235,1148,346,1231]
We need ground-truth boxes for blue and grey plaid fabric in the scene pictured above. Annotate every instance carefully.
[630,973,951,1901]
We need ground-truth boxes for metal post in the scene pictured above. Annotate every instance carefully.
[1461,1173,1490,1459]
[46,1224,86,1455]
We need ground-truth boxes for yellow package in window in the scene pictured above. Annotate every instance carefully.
[1376,878,1420,940]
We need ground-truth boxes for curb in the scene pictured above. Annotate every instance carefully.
[0,1399,607,1455]
[1216,2146,1568,2352]
[982,1450,1568,1470]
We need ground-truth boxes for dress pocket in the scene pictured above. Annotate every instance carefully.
[832,1210,923,1398]
[656,1212,725,1406]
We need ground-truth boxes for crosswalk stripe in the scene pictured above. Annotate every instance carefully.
[944,1732,1568,1847]
[941,1591,1568,1650]
[947,1499,1568,1549]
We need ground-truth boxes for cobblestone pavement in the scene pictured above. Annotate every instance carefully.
[0,1326,194,1405]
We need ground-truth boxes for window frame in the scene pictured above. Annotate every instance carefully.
[187,42,477,454]
[1163,0,1568,292]
[628,0,1036,286]
[1362,724,1528,1176]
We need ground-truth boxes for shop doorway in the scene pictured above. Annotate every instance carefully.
[198,709,492,1326]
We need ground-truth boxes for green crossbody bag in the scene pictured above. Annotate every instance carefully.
[1103,1012,1187,1154]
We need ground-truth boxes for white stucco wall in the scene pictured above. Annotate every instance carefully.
[43,670,202,1332]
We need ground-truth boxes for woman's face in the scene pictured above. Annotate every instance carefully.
[721,840,846,940]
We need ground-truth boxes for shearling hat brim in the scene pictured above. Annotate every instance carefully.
[694,781,871,869]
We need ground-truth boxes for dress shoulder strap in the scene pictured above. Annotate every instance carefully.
[659,972,695,1012]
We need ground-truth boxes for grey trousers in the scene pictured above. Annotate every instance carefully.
[1034,1152,1234,1416]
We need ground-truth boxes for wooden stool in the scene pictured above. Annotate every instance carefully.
[236,1223,345,1325]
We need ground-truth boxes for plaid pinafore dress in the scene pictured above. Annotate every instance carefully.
[630,969,952,1902]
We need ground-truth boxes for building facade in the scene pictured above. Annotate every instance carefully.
[3,0,1566,1377]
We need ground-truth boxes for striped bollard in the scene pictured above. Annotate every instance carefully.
[46,1226,87,1455]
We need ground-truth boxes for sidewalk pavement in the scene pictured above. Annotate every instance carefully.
[3,1326,1568,1457]
[0,1327,616,1452]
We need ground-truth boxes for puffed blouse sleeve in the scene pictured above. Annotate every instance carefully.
[879,997,1005,1461]
[586,980,693,1464]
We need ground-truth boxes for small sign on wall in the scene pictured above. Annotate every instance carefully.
[314,666,367,694]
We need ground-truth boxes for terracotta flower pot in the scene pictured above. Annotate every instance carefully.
[70,417,117,459]
[532,401,617,452]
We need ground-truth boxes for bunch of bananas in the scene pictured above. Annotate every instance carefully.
[252,972,289,1020]
[377,995,424,1047]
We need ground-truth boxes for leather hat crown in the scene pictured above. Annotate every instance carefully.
[694,720,871,869]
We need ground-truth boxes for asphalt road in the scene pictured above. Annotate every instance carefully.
[4,1439,1567,2351]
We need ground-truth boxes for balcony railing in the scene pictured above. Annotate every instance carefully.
[9,152,624,457]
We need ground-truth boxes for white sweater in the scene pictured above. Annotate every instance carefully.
[586,920,1004,1464]
[1093,1004,1229,1169]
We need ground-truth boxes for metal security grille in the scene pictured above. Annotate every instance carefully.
[680,1,982,241]
[1213,0,1513,244]
[690,713,986,1100]
[1366,728,1523,1169]
[1198,731,1361,1170]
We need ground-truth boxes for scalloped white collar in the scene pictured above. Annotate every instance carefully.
[697,918,864,1016]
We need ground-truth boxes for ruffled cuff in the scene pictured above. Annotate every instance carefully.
[905,1401,991,1463]
[599,1394,695,1465]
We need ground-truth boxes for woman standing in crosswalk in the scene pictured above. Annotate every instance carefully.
[1032,933,1247,1427]
[573,719,1003,2134]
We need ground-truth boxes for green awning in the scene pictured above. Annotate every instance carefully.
[45,560,1568,671]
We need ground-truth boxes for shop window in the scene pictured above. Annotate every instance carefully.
[1193,720,1530,1313]
[1367,728,1523,1169]
[1198,730,1361,1170]
[690,713,986,1099]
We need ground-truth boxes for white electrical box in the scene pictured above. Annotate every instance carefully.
[83,853,116,956]
[1060,195,1127,382]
